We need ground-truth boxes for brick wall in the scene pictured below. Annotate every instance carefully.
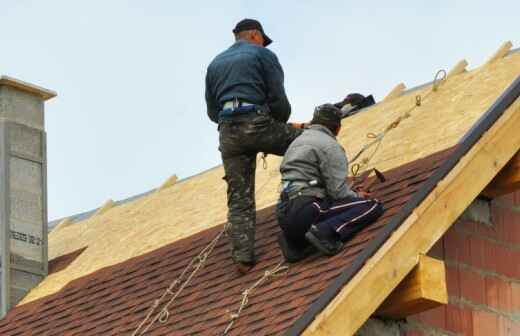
[402,193,520,336]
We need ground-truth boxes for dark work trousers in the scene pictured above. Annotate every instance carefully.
[277,195,384,249]
[219,112,302,264]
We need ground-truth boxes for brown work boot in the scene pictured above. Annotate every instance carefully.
[235,261,255,275]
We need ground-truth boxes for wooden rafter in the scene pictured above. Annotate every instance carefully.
[482,151,520,198]
[376,255,447,318]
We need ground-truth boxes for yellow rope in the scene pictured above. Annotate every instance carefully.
[223,260,289,335]
[132,224,229,336]
[350,69,447,178]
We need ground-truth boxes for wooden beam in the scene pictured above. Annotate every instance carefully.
[93,199,115,217]
[303,92,520,335]
[376,255,447,318]
[486,41,513,64]
[157,174,178,192]
[482,151,520,198]
[53,217,73,231]
[447,59,468,78]
[383,83,406,102]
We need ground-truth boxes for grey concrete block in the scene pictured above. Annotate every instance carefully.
[10,254,43,271]
[8,124,42,160]
[0,86,44,130]
[10,269,42,291]
[9,157,43,194]
[9,189,43,225]
[460,198,492,226]
[356,318,401,336]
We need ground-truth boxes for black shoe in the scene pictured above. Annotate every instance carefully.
[305,225,343,256]
[277,233,316,263]
[235,261,255,275]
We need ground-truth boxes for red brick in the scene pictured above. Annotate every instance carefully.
[415,305,446,330]
[496,190,520,207]
[445,264,460,297]
[493,206,520,246]
[495,246,520,280]
[498,279,513,313]
[445,304,473,334]
[469,235,486,270]
[473,310,499,336]
[428,239,444,259]
[444,228,471,264]
[401,330,424,336]
[512,282,520,314]
[459,267,486,305]
[485,276,500,310]
[497,316,520,336]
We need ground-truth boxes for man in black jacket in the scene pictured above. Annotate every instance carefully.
[205,19,302,273]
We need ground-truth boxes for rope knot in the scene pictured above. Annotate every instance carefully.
[158,309,169,324]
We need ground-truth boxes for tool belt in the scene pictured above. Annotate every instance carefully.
[218,99,261,120]
[279,180,325,202]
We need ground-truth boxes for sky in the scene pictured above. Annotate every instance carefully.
[1,0,519,220]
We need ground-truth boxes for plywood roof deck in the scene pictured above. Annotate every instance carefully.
[23,47,520,304]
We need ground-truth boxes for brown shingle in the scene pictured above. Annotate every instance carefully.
[0,147,454,335]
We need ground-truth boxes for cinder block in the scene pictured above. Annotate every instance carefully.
[0,86,44,130]
[356,318,401,336]
[7,124,42,160]
[9,157,43,193]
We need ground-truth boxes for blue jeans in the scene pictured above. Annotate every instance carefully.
[277,195,384,248]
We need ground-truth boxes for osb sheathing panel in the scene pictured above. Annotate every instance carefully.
[22,52,520,304]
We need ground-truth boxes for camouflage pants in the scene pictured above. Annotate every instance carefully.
[219,112,302,264]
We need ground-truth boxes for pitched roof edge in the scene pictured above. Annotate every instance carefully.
[286,74,520,335]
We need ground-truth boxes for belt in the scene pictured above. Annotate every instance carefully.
[219,100,259,120]
[280,180,325,201]
[222,100,255,110]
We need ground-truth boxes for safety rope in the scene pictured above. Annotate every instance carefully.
[132,224,229,336]
[349,69,447,178]
[223,260,289,335]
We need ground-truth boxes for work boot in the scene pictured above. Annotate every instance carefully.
[305,225,343,256]
[277,233,316,263]
[235,260,255,275]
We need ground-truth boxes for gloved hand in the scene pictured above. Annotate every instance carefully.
[289,122,310,129]
[342,93,366,106]
[333,93,366,109]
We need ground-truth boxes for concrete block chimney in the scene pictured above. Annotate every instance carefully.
[0,76,56,317]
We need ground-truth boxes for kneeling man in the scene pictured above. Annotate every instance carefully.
[276,104,383,262]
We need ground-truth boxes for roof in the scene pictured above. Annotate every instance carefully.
[25,45,520,306]
[0,148,454,335]
[4,41,520,335]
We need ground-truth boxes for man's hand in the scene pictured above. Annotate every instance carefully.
[334,93,366,109]
[357,190,371,199]
[289,122,310,129]
[343,93,366,106]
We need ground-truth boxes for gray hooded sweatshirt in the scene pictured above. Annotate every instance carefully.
[280,124,358,200]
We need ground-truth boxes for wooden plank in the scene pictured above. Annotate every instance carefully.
[482,151,520,198]
[486,41,513,64]
[157,174,178,192]
[383,83,406,101]
[376,255,447,318]
[447,59,468,78]
[93,199,115,217]
[303,95,520,336]
[53,218,73,231]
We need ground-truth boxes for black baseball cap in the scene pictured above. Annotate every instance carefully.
[312,104,342,125]
[233,18,273,47]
